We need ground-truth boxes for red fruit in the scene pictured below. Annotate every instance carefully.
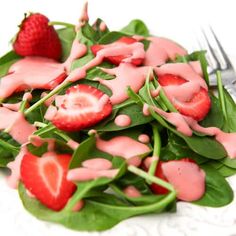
[91,36,143,66]
[150,158,195,195]
[13,13,62,60]
[158,74,211,121]
[21,152,76,211]
[51,84,112,132]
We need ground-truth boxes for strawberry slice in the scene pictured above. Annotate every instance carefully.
[21,152,76,211]
[158,74,211,121]
[91,36,143,66]
[51,84,112,132]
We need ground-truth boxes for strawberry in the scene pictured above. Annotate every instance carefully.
[150,158,195,195]
[51,84,112,132]
[21,152,76,211]
[13,13,62,60]
[91,37,143,66]
[158,74,211,121]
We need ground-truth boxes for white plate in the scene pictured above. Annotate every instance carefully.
[1,0,236,235]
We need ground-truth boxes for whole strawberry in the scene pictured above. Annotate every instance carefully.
[13,13,62,60]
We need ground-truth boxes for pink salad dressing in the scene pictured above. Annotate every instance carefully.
[67,168,119,182]
[99,21,107,32]
[7,145,28,189]
[142,103,151,116]
[72,200,84,212]
[123,185,142,198]
[0,107,36,144]
[144,37,187,66]
[96,136,150,165]
[114,114,132,127]
[82,158,112,170]
[138,134,150,143]
[189,61,203,76]
[67,139,80,150]
[30,135,55,152]
[162,161,206,201]
[143,156,159,169]
[2,102,21,111]
[98,64,148,104]
[0,57,66,99]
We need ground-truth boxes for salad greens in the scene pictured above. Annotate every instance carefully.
[1,16,236,232]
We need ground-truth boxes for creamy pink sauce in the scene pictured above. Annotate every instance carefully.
[151,86,161,98]
[7,145,28,189]
[82,158,112,170]
[138,134,150,143]
[99,21,107,32]
[162,160,206,201]
[144,37,187,66]
[0,57,66,99]
[149,104,236,158]
[114,114,132,127]
[96,136,150,165]
[72,200,84,212]
[26,189,36,198]
[98,64,148,104]
[30,135,55,152]
[143,156,159,169]
[2,102,21,111]
[127,156,142,167]
[0,107,36,144]
[123,185,142,198]
[67,139,80,150]
[142,103,151,116]
[67,168,119,182]
[189,61,203,77]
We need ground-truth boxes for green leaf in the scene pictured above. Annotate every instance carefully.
[193,164,233,207]
[222,88,236,132]
[57,27,76,62]
[121,19,149,36]
[0,51,21,78]
[99,31,129,44]
[19,182,176,231]
[199,94,224,129]
[221,157,236,169]
[0,132,20,167]
[217,164,236,177]
[94,102,153,132]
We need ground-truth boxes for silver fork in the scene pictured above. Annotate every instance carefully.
[198,27,236,100]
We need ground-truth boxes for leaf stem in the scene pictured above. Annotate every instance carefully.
[128,165,175,192]
[147,124,161,182]
[24,80,70,115]
[0,138,19,155]
[48,21,75,28]
[159,88,177,112]
[34,122,71,142]
[216,70,227,122]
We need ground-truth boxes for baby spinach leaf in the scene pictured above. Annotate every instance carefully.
[221,157,236,169]
[193,164,233,207]
[0,132,20,167]
[199,94,224,129]
[217,164,236,177]
[92,18,109,40]
[121,19,149,37]
[0,50,21,78]
[94,103,153,132]
[99,31,129,44]
[222,88,236,132]
[19,182,176,231]
[57,27,76,62]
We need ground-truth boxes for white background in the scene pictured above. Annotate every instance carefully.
[1,0,236,236]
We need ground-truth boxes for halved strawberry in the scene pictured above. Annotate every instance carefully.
[91,36,143,66]
[51,84,112,132]
[158,74,211,121]
[21,152,76,211]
